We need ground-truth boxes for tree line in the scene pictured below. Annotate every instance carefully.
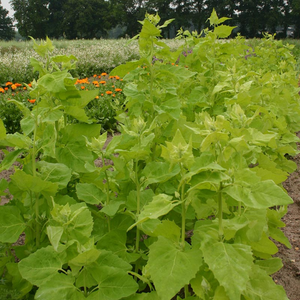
[1,0,300,40]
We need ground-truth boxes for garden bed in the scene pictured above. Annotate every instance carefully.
[0,134,300,299]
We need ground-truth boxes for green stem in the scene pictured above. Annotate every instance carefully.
[135,160,141,253]
[134,159,141,276]
[184,284,190,298]
[102,154,111,232]
[32,120,40,247]
[181,184,186,250]
[218,183,223,241]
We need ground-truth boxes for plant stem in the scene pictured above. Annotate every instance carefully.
[134,159,141,276]
[32,120,41,247]
[181,185,186,250]
[135,160,141,253]
[184,284,190,298]
[102,154,111,232]
[218,183,223,241]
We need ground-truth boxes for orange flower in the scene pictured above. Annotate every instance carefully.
[92,81,99,85]
[112,94,115,97]
[4,87,8,91]
[115,76,120,80]
[15,83,22,87]
[0,88,4,93]
[99,81,106,84]
[106,91,113,95]
[115,88,122,92]
[93,74,97,77]
[109,76,114,79]
[5,82,12,86]
[23,87,27,90]
[11,84,17,90]
[81,86,85,90]
[112,85,115,88]
[28,83,32,87]
[95,96,99,99]
[28,99,36,104]
[101,93,104,96]
[101,72,107,76]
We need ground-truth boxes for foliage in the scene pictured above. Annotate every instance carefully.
[9,0,300,39]
[0,11,299,299]
[0,4,14,41]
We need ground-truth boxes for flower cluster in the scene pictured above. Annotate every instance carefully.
[74,73,124,99]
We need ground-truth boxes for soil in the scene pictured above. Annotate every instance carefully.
[0,132,300,299]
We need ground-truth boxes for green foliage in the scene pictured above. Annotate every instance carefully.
[0,11,299,299]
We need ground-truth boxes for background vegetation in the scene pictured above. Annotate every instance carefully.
[1,0,300,40]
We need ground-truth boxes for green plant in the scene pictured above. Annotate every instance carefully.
[0,10,299,299]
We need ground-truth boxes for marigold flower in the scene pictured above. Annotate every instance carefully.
[112,94,115,97]
[4,87,8,91]
[106,91,113,95]
[93,74,97,77]
[23,87,27,90]
[101,93,104,96]
[28,83,32,87]
[0,88,4,93]
[99,81,106,84]
[11,84,17,90]
[109,76,114,79]
[5,82,12,86]
[81,86,85,90]
[101,72,107,76]
[95,96,99,99]
[112,85,115,88]
[15,83,22,87]
[28,99,36,104]
[115,88,122,92]
[115,76,120,80]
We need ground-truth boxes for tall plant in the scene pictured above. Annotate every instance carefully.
[0,10,299,300]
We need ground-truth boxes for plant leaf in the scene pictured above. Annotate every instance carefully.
[147,236,202,300]
[0,206,26,243]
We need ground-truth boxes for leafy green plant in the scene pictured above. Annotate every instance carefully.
[0,10,299,299]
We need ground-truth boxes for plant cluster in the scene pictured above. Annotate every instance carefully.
[0,10,299,300]
[0,73,126,134]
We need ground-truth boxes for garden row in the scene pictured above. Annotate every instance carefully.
[0,11,300,300]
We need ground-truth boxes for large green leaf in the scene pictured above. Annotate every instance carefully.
[10,170,58,197]
[87,250,138,300]
[18,246,62,286]
[243,265,288,300]
[0,206,26,243]
[56,141,96,173]
[47,225,64,251]
[35,273,85,300]
[38,161,72,189]
[76,183,105,205]
[147,237,202,300]
[0,149,23,172]
[223,180,293,209]
[142,161,180,186]
[38,70,70,93]
[6,263,33,298]
[200,238,253,300]
[128,194,180,231]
